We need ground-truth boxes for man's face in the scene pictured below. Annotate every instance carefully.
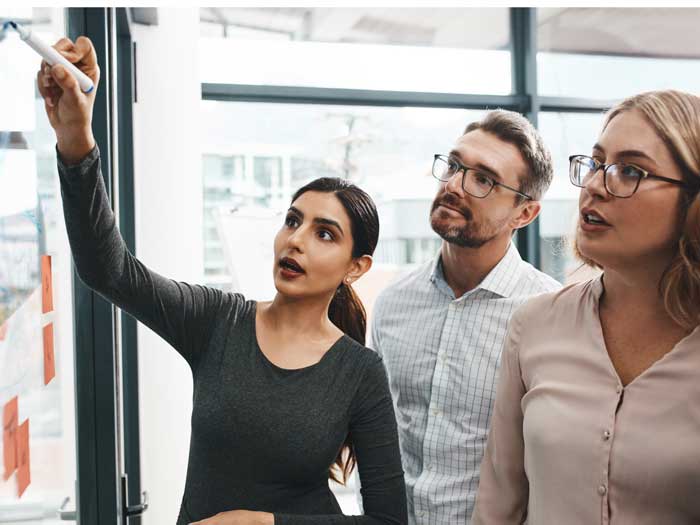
[430,129,529,248]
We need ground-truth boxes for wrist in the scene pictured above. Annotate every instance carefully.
[57,129,96,165]
[259,512,274,525]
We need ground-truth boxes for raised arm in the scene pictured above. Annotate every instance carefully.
[471,311,529,524]
[39,37,236,367]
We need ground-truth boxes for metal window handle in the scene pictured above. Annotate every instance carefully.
[121,474,149,521]
[126,490,149,516]
[58,496,77,521]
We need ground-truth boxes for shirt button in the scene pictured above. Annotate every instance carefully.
[616,385,623,394]
[432,408,440,416]
[416,510,425,517]
[598,485,607,496]
[603,430,611,440]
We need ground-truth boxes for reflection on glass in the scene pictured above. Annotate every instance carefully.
[199,8,512,94]
[537,8,700,99]
[0,7,77,524]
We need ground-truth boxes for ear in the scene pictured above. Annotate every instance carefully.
[510,200,541,231]
[345,255,373,285]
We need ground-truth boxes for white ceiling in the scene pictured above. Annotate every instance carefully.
[200,7,700,59]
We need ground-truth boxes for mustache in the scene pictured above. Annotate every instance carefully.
[431,194,472,220]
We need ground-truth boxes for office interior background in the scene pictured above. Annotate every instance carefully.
[0,6,699,524]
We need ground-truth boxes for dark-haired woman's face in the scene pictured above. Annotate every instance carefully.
[273,191,359,299]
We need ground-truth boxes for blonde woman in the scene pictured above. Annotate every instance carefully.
[472,90,700,525]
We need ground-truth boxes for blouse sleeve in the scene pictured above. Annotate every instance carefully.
[471,310,529,525]
[57,145,241,369]
[274,355,408,524]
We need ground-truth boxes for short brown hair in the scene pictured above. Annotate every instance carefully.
[464,109,554,202]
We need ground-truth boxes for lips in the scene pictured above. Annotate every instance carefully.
[579,207,613,233]
[279,256,305,274]
[580,207,612,227]
[433,197,471,220]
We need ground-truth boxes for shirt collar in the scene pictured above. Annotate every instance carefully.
[477,242,525,298]
[428,241,525,299]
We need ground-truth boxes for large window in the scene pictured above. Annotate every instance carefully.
[537,8,700,98]
[0,7,79,523]
[199,7,512,94]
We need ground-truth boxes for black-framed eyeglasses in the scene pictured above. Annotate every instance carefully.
[569,154,691,198]
[432,154,533,200]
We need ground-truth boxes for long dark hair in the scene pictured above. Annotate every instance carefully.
[290,177,379,484]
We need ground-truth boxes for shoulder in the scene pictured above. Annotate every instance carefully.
[510,277,598,329]
[373,259,434,312]
[342,336,384,366]
[338,337,387,381]
[214,290,255,323]
[516,261,564,296]
[340,340,393,415]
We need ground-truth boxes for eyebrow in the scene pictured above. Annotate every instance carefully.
[448,150,503,181]
[288,206,344,235]
[593,143,657,164]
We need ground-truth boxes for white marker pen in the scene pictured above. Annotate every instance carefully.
[6,21,94,93]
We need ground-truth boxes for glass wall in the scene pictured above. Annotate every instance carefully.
[0,7,78,524]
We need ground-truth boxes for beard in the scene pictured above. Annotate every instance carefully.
[429,193,508,248]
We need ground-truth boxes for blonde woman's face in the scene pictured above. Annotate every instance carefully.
[576,109,687,271]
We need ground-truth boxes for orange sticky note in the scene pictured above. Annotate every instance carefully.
[43,323,55,385]
[41,255,53,314]
[3,396,18,481]
[16,419,30,498]
[0,320,7,341]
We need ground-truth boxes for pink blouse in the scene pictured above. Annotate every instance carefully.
[472,276,700,525]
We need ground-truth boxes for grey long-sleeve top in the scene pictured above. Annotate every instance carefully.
[57,146,407,525]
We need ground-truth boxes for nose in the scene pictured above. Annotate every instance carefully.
[583,166,609,200]
[286,226,306,253]
[444,168,466,197]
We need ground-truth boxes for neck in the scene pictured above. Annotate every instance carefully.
[601,256,674,321]
[440,234,511,298]
[263,292,336,339]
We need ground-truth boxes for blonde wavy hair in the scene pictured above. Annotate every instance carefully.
[574,90,700,330]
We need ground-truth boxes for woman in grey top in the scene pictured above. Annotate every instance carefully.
[38,37,407,525]
[473,90,700,524]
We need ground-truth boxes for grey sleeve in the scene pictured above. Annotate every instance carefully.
[274,356,407,525]
[57,145,240,368]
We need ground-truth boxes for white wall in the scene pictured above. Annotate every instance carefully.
[131,8,202,525]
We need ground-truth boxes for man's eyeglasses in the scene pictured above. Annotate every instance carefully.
[569,154,692,198]
[432,154,532,200]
